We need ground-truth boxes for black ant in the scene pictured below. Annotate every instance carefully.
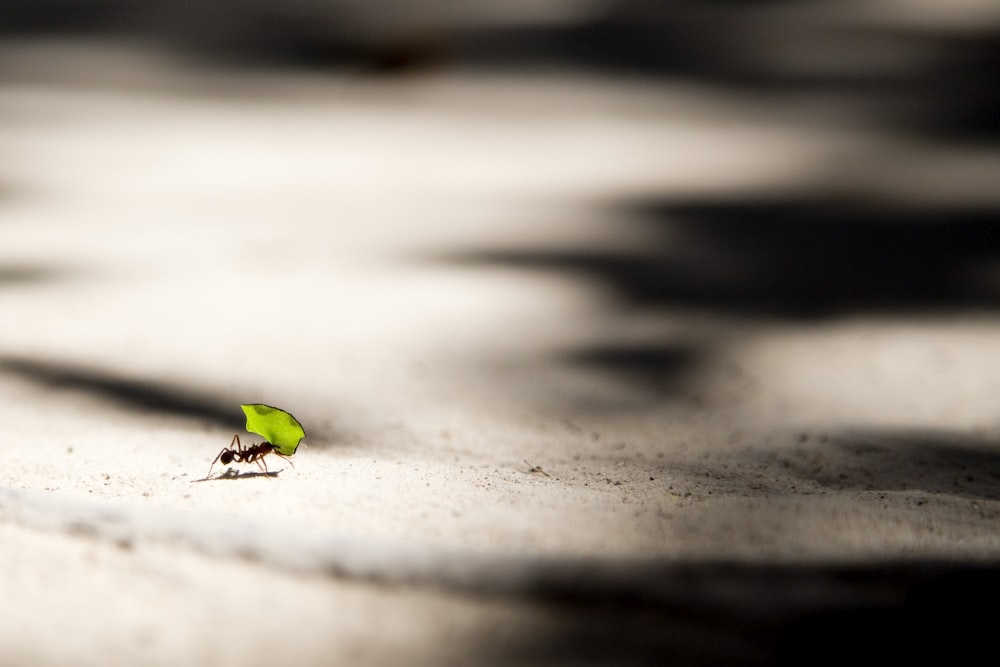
[205,434,294,479]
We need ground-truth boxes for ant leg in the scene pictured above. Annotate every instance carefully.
[205,447,229,479]
[247,446,275,478]
[205,434,242,479]
[256,454,271,477]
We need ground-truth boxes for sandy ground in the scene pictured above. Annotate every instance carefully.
[2,25,1000,666]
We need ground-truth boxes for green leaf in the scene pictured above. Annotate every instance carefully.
[241,403,306,456]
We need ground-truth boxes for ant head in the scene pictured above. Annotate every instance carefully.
[220,450,235,465]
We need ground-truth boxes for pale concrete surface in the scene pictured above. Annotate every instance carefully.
[2,9,1000,663]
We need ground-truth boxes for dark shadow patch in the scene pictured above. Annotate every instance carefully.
[0,265,68,288]
[872,29,1000,144]
[459,9,1000,144]
[0,354,348,445]
[652,198,1000,317]
[444,198,1000,320]
[0,1,130,36]
[0,354,239,429]
[470,558,1000,667]
[563,342,702,395]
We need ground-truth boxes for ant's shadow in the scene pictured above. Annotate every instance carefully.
[193,468,283,482]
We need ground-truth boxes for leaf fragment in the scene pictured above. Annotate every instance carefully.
[241,403,306,456]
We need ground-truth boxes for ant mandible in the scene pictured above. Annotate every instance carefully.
[205,434,294,479]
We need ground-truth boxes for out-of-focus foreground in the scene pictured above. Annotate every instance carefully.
[2,2,1000,665]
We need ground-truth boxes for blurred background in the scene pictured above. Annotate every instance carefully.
[3,0,1000,434]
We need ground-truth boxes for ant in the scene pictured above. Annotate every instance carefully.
[205,434,294,479]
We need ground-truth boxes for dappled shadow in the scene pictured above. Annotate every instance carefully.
[874,29,1000,145]
[0,354,348,444]
[5,1,999,142]
[648,197,1000,317]
[0,265,68,288]
[466,558,999,666]
[450,197,1000,320]
[0,354,239,428]
[561,342,703,397]
[461,4,1000,144]
[434,195,1000,410]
